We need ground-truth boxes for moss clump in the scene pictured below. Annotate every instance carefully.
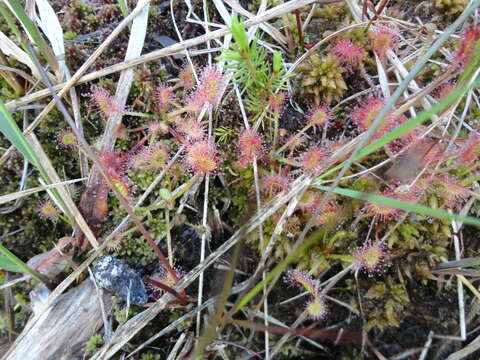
[312,3,348,20]
[85,333,103,354]
[139,353,161,360]
[297,54,347,105]
[429,0,467,18]
[389,220,449,282]
[363,275,410,331]
[62,1,120,34]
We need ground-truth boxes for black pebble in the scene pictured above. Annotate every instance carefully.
[93,255,148,306]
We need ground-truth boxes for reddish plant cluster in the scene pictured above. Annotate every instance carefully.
[351,97,387,134]
[97,149,132,199]
[284,133,304,153]
[296,189,321,213]
[261,174,290,198]
[38,200,59,220]
[307,105,332,129]
[435,175,470,209]
[147,121,168,137]
[88,85,124,120]
[369,26,399,62]
[186,66,228,113]
[267,91,288,116]
[184,139,220,175]
[350,97,409,141]
[57,130,78,149]
[286,269,317,293]
[284,270,328,320]
[457,132,480,165]
[363,188,404,222]
[332,39,365,67]
[352,239,388,275]
[178,62,197,91]
[451,25,480,68]
[301,147,328,174]
[130,145,170,171]
[153,84,176,114]
[236,128,264,168]
[176,118,206,142]
[315,199,343,227]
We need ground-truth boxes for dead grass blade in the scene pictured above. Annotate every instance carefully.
[34,0,89,176]
[26,133,99,249]
[0,178,85,205]
[101,2,150,151]
[221,0,287,45]
[445,334,480,360]
[34,0,65,79]
[0,30,40,80]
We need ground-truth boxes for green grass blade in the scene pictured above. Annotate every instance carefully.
[0,2,23,47]
[118,0,129,18]
[0,244,48,282]
[0,255,22,272]
[313,185,480,227]
[437,257,480,270]
[0,100,72,223]
[4,0,58,72]
[0,100,39,167]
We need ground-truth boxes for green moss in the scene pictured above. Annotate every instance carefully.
[63,31,77,40]
[429,0,468,19]
[313,3,349,20]
[140,353,161,360]
[296,53,347,105]
[363,275,410,331]
[85,333,103,354]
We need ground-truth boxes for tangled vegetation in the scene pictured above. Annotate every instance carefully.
[0,0,480,359]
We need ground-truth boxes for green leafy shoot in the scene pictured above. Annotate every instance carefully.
[0,244,48,283]
[213,126,236,143]
[219,15,289,116]
[0,100,40,168]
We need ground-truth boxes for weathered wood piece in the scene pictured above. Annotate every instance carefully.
[6,280,111,360]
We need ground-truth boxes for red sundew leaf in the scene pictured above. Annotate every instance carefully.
[184,139,220,175]
[332,39,365,66]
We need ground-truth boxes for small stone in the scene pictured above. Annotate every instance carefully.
[93,255,147,306]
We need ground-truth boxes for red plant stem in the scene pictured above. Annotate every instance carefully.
[145,278,195,305]
[371,0,389,22]
[231,319,362,343]
[293,10,304,49]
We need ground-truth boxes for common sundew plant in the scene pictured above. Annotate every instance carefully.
[0,0,479,358]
